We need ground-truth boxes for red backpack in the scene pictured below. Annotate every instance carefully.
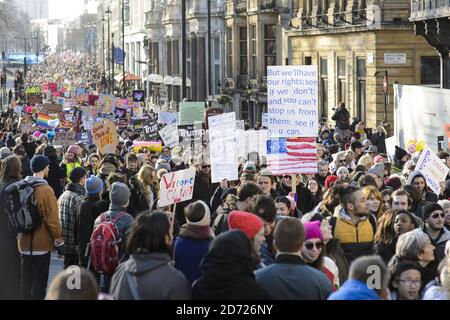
[90,212,128,275]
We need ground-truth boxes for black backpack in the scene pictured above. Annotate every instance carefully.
[4,180,44,234]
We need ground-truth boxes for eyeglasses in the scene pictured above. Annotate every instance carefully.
[202,165,211,169]
[305,242,323,250]
[398,279,421,288]
[338,160,346,163]
[431,212,446,219]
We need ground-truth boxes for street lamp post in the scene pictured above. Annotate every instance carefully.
[122,0,126,98]
[106,7,112,94]
[101,17,106,91]
[181,0,186,100]
[112,32,115,95]
[207,0,212,99]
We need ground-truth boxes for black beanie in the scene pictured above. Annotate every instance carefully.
[422,202,443,220]
[395,146,408,161]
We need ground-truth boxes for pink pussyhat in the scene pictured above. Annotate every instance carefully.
[33,131,42,139]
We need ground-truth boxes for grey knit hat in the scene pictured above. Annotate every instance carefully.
[109,182,131,206]
[367,163,385,179]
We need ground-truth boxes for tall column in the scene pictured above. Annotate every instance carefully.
[197,35,206,101]
[190,35,198,101]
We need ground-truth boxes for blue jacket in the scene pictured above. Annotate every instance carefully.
[173,235,212,284]
[328,279,380,300]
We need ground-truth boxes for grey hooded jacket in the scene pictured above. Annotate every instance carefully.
[109,252,192,300]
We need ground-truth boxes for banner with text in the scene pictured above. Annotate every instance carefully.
[159,168,196,207]
[92,120,119,154]
[415,146,449,195]
[267,65,318,138]
[209,112,238,183]
[159,122,180,148]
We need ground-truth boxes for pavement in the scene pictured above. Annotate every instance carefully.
[48,252,64,287]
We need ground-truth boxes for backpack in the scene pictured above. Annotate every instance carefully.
[89,212,128,275]
[4,180,44,234]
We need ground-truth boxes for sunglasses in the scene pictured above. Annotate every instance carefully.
[431,212,446,219]
[202,165,211,169]
[338,160,346,163]
[305,242,323,250]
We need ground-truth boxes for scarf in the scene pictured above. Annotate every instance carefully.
[179,224,214,240]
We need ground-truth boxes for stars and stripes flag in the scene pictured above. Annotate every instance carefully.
[266,137,318,175]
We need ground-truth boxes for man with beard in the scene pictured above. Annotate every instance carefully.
[330,186,377,263]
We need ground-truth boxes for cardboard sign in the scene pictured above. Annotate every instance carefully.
[53,130,77,146]
[159,122,179,148]
[179,102,205,125]
[92,120,119,154]
[159,168,196,207]
[415,147,450,195]
[43,103,63,114]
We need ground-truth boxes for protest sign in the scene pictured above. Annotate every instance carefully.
[28,95,43,105]
[267,65,318,137]
[133,141,163,152]
[92,120,119,154]
[205,108,223,130]
[209,113,238,183]
[236,120,245,130]
[158,112,178,124]
[159,168,196,207]
[43,103,63,114]
[446,124,450,150]
[266,137,318,175]
[133,90,145,102]
[159,122,179,148]
[179,122,207,147]
[143,117,159,141]
[179,102,205,125]
[262,113,269,127]
[415,146,450,195]
[133,118,146,132]
[237,130,269,160]
[97,94,115,113]
[53,130,77,146]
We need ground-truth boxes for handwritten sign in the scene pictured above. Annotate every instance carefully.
[415,146,450,194]
[53,130,77,146]
[92,120,119,154]
[43,103,63,114]
[179,102,205,125]
[159,168,196,207]
[159,122,179,148]
[267,65,318,137]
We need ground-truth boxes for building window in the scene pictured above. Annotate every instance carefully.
[186,39,191,79]
[239,27,248,75]
[213,37,221,95]
[226,27,232,77]
[305,56,312,65]
[166,40,172,75]
[264,24,277,75]
[241,101,249,120]
[320,58,328,120]
[356,58,366,122]
[250,24,257,79]
[421,56,440,85]
[337,58,346,104]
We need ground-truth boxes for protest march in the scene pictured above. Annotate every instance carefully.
[0,51,449,304]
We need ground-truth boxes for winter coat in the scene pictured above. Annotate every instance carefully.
[192,171,215,206]
[328,279,380,300]
[22,141,37,160]
[331,107,350,130]
[21,156,33,178]
[326,238,350,284]
[173,224,214,284]
[58,183,86,255]
[110,252,192,300]
[371,133,387,154]
[128,175,155,218]
[18,176,63,252]
[255,254,332,300]
[421,225,450,268]
[0,179,21,299]
[94,204,134,260]
[407,171,439,203]
[192,230,272,300]
[77,195,103,267]
[46,159,67,198]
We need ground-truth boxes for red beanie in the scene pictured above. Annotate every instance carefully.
[325,175,338,189]
[227,211,264,240]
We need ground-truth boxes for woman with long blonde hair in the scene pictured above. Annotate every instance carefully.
[128,164,159,217]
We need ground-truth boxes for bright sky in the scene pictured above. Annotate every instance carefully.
[49,0,97,21]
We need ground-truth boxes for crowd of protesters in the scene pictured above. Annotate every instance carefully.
[0,57,450,301]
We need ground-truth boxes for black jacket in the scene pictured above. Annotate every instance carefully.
[371,133,387,155]
[192,230,272,300]
[22,141,37,160]
[0,179,21,299]
[46,158,67,198]
[331,107,350,130]
[21,156,33,179]
[128,175,155,218]
[77,195,103,267]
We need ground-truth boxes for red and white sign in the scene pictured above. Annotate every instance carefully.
[266,137,318,175]
[159,168,196,207]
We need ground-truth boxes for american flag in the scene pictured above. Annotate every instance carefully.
[266,137,318,175]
